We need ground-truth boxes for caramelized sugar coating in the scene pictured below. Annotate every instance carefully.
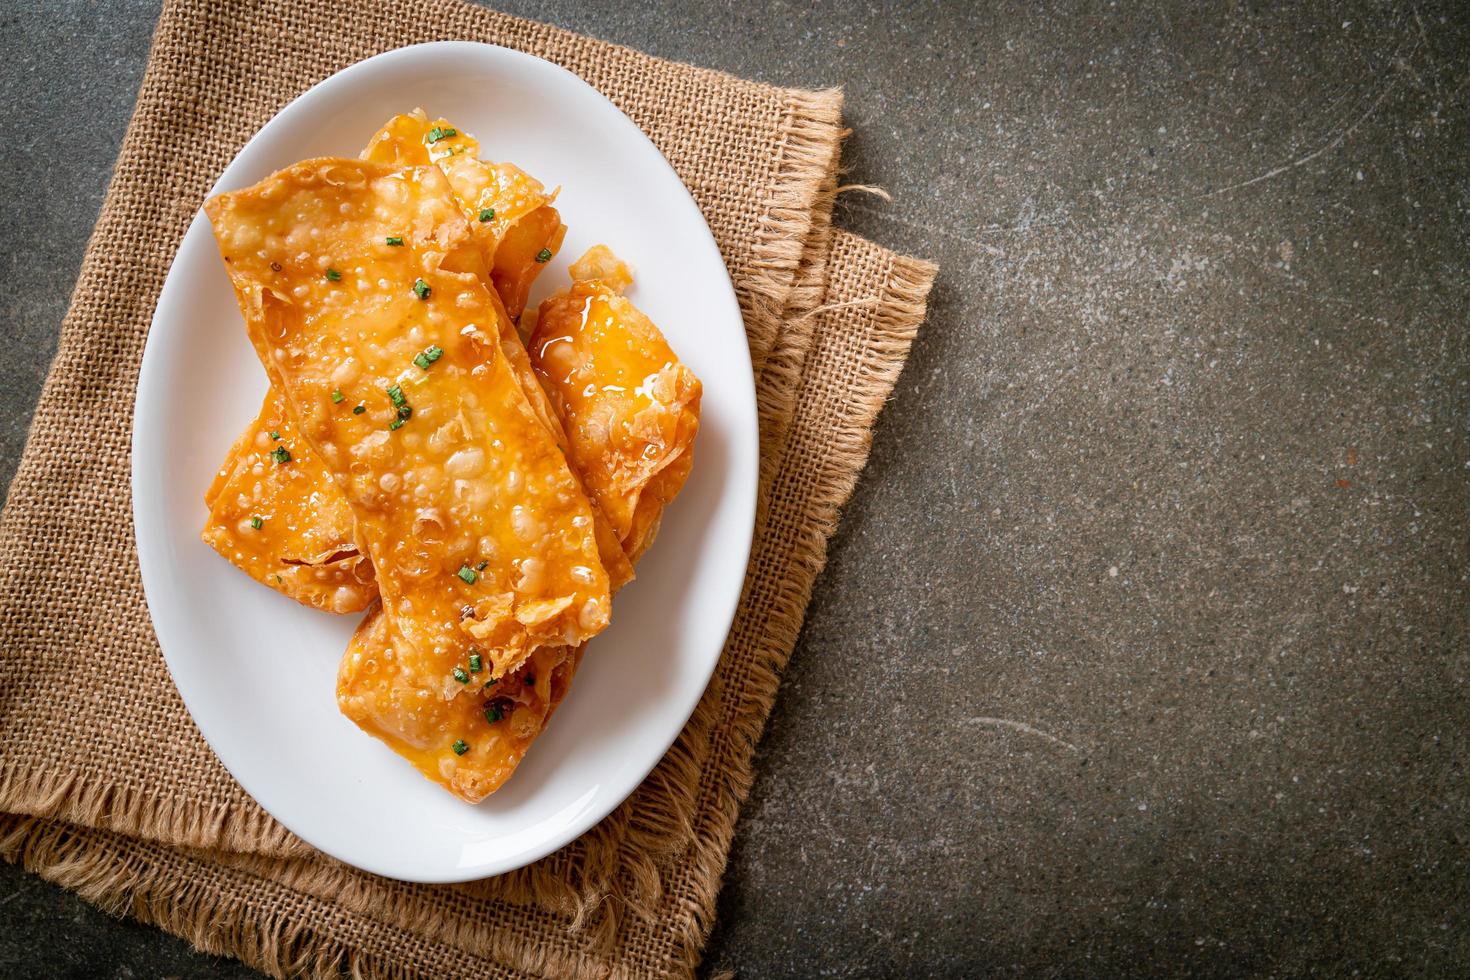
[205,158,611,681]
[529,246,703,562]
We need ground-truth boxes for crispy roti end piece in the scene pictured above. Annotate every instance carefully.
[528,246,703,561]
[201,388,375,613]
[338,603,581,803]
[361,110,566,318]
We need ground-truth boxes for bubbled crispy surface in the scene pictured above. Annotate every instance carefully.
[362,110,565,317]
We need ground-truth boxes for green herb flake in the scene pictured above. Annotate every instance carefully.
[249,516,263,530]
[396,405,412,421]
[325,268,342,281]
[414,345,444,370]
[534,248,553,263]
[269,446,291,464]
[389,418,405,431]
[269,430,281,441]
[385,236,404,246]
[475,560,488,571]
[468,652,483,673]
[478,208,495,222]
[484,705,502,723]
[452,667,470,684]
[427,126,458,144]
[352,404,366,415]
[386,384,406,407]
[413,278,431,300]
[331,389,345,404]
[457,565,478,585]
[451,739,469,756]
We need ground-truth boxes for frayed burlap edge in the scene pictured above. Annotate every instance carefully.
[741,93,845,377]
[0,764,310,861]
[0,815,610,980]
[659,241,938,980]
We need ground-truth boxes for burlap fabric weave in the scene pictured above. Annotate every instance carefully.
[0,1,936,976]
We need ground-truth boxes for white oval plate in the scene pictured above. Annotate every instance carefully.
[132,42,756,883]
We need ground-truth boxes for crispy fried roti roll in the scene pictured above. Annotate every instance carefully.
[361,110,566,317]
[338,602,582,803]
[528,246,703,561]
[358,113,630,589]
[204,115,579,608]
[201,389,375,613]
[205,158,611,679]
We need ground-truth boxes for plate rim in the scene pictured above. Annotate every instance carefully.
[130,40,757,883]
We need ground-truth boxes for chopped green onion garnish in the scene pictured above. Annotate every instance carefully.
[413,278,431,300]
[534,248,553,263]
[385,236,404,246]
[389,418,405,431]
[478,208,495,222]
[269,431,281,441]
[451,739,469,755]
[331,389,344,403]
[352,404,365,415]
[457,566,478,584]
[414,345,444,370]
[427,126,458,144]
[269,446,291,464]
[386,384,405,407]
[453,667,470,684]
[484,706,502,723]
[475,560,488,571]
[325,268,342,281]
[249,516,263,530]
[468,652,482,673]
[396,405,412,421]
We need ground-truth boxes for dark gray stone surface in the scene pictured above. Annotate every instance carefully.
[3,1,1468,977]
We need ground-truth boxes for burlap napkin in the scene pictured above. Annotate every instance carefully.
[0,1,935,976]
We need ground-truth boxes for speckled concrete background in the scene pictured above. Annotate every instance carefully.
[2,1,1468,977]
